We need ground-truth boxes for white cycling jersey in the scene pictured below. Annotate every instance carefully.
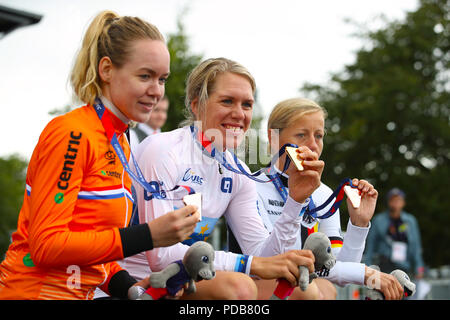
[120,126,310,281]
[256,167,370,286]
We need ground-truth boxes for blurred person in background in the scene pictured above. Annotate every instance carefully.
[130,96,169,152]
[364,188,425,280]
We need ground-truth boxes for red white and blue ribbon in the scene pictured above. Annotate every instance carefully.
[269,170,356,221]
[306,178,355,219]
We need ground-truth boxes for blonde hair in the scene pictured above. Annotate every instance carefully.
[268,97,327,132]
[70,10,165,105]
[181,57,256,127]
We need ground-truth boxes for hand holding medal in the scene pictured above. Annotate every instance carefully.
[285,146,325,204]
[296,177,377,229]
[345,178,378,227]
[183,193,202,222]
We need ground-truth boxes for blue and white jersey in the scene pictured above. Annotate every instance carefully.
[121,126,309,281]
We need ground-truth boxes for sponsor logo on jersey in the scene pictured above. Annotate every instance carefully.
[182,168,204,185]
[54,192,64,204]
[268,199,285,207]
[143,180,166,201]
[220,177,233,193]
[23,253,35,267]
[104,150,116,165]
[100,170,122,179]
[57,131,82,191]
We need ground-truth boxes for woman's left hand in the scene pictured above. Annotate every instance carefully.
[347,178,378,227]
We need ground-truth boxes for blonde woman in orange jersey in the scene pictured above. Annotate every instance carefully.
[0,10,199,300]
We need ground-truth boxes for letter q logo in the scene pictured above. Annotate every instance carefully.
[220,177,233,193]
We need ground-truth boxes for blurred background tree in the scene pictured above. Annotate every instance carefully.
[162,12,203,131]
[0,154,27,258]
[163,12,266,173]
[301,0,449,267]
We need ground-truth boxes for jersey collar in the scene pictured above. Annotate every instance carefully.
[99,96,130,133]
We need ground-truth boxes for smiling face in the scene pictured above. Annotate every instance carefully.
[99,39,170,123]
[192,72,254,150]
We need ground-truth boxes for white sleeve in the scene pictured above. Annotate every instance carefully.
[136,139,250,273]
[317,206,368,285]
[337,220,370,263]
[317,260,366,287]
[135,138,190,272]
[225,176,309,257]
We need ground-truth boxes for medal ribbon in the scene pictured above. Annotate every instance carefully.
[306,178,355,219]
[269,170,356,220]
[189,125,358,220]
[190,125,295,183]
[93,98,195,200]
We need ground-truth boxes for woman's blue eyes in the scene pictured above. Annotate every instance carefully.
[138,75,168,84]
[221,99,253,108]
[296,133,324,139]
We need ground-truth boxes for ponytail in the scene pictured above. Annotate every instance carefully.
[70,10,164,105]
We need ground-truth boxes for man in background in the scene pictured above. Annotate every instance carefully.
[130,96,169,152]
[364,188,425,279]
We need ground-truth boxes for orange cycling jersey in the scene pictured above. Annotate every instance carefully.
[0,103,144,299]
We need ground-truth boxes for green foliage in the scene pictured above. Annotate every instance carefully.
[163,16,203,131]
[301,0,450,267]
[243,90,267,172]
[0,154,27,257]
[48,104,72,116]
[163,15,266,173]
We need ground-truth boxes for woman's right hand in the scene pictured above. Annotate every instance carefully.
[250,250,315,286]
[364,266,404,300]
[148,205,200,248]
[287,146,324,204]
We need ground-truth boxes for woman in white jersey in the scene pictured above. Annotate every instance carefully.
[121,58,326,299]
[253,97,403,300]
